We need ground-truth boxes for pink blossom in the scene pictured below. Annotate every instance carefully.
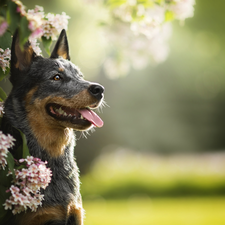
[42,12,70,40]
[3,200,12,210]
[12,0,26,16]
[27,5,44,40]
[20,168,29,178]
[0,131,15,169]
[0,21,8,36]
[12,205,24,215]
[28,38,42,55]
[26,5,70,42]
[4,155,52,214]
[1,4,70,58]
[19,158,25,163]
[10,185,20,194]
[25,156,34,165]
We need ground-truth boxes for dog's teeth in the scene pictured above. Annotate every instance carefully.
[58,108,64,115]
[68,114,72,117]
[80,115,84,119]
[63,112,67,116]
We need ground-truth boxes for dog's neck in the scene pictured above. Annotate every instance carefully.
[28,123,74,158]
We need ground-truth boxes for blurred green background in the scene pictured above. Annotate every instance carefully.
[1,0,225,224]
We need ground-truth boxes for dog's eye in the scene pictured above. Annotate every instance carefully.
[53,75,61,81]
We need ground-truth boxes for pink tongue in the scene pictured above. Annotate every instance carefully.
[78,109,104,128]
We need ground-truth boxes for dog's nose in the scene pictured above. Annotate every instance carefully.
[88,84,104,100]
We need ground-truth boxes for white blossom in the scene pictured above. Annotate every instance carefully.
[169,0,195,21]
[0,131,15,170]
[3,156,52,214]
[0,48,11,73]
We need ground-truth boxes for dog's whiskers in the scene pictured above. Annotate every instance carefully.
[97,99,108,113]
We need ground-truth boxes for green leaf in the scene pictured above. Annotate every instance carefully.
[0,69,6,82]
[12,130,30,161]
[154,0,163,5]
[0,0,7,8]
[19,130,30,159]
[0,30,12,49]
[13,144,23,161]
[106,0,126,8]
[0,169,12,221]
[15,164,26,170]
[165,10,175,22]
[0,185,8,221]
[41,36,52,56]
[138,0,154,8]
[0,87,7,101]
[0,185,11,223]
[6,152,15,179]
[19,16,31,48]
[0,168,11,187]
[6,1,20,34]
[0,67,9,82]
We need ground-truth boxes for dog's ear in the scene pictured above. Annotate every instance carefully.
[50,29,70,60]
[11,30,36,72]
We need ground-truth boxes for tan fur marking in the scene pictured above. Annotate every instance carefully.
[67,201,84,225]
[57,47,68,60]
[15,45,34,70]
[58,67,64,72]
[18,206,66,225]
[25,88,97,157]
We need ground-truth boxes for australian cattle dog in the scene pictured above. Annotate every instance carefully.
[1,29,104,225]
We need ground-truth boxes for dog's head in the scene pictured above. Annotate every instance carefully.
[9,29,104,132]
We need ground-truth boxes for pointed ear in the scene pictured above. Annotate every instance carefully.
[50,29,70,60]
[11,30,36,71]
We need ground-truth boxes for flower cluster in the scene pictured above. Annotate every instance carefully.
[0,131,15,170]
[0,48,11,73]
[26,5,70,41]
[26,5,45,40]
[0,105,52,214]
[101,0,195,78]
[43,12,70,41]
[23,4,70,55]
[3,156,52,214]
[111,0,195,27]
[0,2,70,73]
[103,21,172,79]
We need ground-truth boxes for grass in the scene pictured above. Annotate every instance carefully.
[81,150,225,198]
[81,151,225,224]
[83,197,225,225]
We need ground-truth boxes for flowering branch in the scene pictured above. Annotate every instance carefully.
[4,156,52,214]
[89,0,196,78]
[0,106,52,217]
[0,0,70,82]
[0,131,15,170]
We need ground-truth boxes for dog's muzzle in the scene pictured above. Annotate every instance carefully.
[88,84,104,101]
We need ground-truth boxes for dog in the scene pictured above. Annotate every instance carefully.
[1,29,104,225]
